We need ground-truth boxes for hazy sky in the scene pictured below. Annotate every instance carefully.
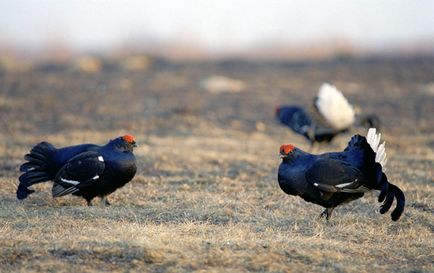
[0,0,433,52]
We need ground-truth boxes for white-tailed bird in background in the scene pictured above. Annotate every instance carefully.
[276,83,381,148]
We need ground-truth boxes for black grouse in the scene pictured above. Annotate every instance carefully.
[277,128,405,221]
[17,135,137,205]
[276,83,381,147]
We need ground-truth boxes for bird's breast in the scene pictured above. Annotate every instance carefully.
[278,163,310,196]
[102,151,137,182]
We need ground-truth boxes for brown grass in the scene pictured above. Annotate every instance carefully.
[0,58,433,272]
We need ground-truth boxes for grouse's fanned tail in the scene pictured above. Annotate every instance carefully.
[365,128,404,220]
[366,128,387,168]
[17,142,56,200]
[315,83,355,130]
[343,128,404,220]
[345,128,387,171]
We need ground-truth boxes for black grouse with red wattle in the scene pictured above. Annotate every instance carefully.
[278,128,405,221]
[17,135,137,205]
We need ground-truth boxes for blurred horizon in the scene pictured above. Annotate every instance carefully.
[1,0,434,60]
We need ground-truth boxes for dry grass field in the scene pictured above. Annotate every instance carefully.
[0,57,433,272]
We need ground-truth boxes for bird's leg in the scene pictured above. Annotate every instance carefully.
[101,196,111,206]
[86,199,93,206]
[320,209,327,219]
[326,207,334,220]
[320,207,335,221]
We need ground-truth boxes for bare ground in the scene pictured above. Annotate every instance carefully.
[0,57,433,272]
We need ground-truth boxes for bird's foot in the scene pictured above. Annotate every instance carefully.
[101,196,111,206]
[319,208,334,221]
[86,200,93,206]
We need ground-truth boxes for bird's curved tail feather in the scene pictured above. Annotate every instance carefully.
[378,173,405,221]
[17,142,56,200]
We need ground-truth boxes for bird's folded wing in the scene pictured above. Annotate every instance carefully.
[306,159,369,193]
[52,151,105,197]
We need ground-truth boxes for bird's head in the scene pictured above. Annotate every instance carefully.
[279,144,296,159]
[111,134,137,152]
[122,134,137,147]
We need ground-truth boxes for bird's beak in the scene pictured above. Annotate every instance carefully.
[132,141,138,147]
[279,153,287,159]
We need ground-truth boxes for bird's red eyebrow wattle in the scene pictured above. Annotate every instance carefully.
[280,144,295,154]
[122,134,135,143]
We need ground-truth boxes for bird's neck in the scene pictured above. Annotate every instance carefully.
[282,150,314,164]
[105,141,132,153]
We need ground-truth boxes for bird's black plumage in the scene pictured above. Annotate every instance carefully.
[17,135,137,205]
[277,130,405,221]
[275,105,344,145]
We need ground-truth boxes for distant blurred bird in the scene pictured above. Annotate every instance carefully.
[17,135,137,205]
[275,83,380,147]
[278,128,405,221]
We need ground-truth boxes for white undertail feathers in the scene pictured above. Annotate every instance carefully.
[366,128,387,168]
[315,83,355,130]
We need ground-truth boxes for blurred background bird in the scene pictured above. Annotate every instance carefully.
[276,83,381,148]
[17,135,137,206]
[277,128,405,221]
